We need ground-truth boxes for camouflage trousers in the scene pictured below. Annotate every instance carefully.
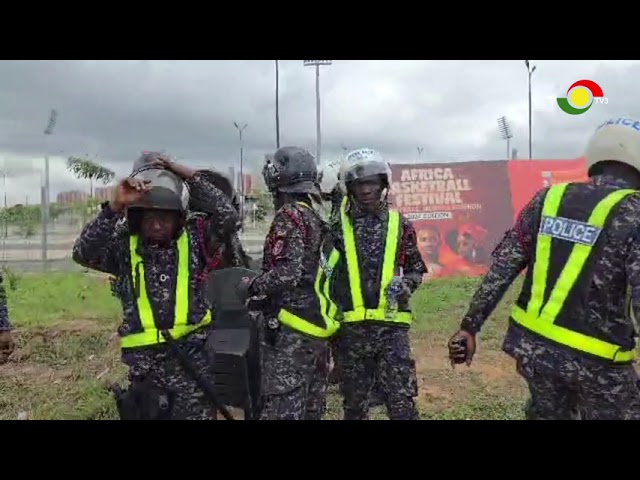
[121,331,217,420]
[333,323,418,420]
[329,342,387,407]
[516,355,640,420]
[259,325,330,420]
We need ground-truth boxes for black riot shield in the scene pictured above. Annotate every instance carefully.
[205,267,262,420]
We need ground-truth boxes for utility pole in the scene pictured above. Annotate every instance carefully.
[303,60,332,164]
[233,121,248,232]
[275,60,280,149]
[525,60,537,160]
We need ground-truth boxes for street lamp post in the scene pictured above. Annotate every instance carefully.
[525,60,537,160]
[416,146,424,163]
[233,121,248,231]
[275,60,280,149]
[497,116,513,160]
[303,60,332,164]
[42,108,58,271]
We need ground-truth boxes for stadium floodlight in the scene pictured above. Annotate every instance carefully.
[497,116,513,160]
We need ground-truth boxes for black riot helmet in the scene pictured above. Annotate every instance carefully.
[127,152,187,215]
[263,146,319,195]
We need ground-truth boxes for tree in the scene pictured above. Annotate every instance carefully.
[67,156,115,198]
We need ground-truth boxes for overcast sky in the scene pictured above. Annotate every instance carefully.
[0,59,637,205]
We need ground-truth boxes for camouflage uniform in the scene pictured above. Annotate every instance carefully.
[187,211,252,271]
[187,169,251,271]
[331,200,427,420]
[0,271,11,331]
[250,202,330,420]
[329,185,344,222]
[460,174,640,420]
[73,172,239,420]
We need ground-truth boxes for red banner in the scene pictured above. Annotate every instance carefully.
[389,161,514,280]
[507,157,587,219]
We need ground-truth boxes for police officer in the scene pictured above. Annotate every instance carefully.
[448,118,640,420]
[238,146,340,420]
[329,148,427,420]
[0,270,15,365]
[319,158,344,222]
[188,168,252,272]
[72,152,240,420]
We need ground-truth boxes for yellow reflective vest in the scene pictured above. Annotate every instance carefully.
[120,231,212,349]
[336,198,412,325]
[274,202,341,340]
[510,182,637,363]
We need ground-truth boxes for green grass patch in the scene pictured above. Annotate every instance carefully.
[1,271,530,420]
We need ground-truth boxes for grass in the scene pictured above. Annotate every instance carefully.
[0,270,529,420]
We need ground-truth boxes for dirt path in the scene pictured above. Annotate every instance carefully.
[411,337,525,411]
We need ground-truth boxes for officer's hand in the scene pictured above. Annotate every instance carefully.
[0,331,15,365]
[448,330,476,367]
[112,178,150,211]
[149,155,195,180]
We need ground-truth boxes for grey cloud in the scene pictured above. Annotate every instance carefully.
[1,60,639,206]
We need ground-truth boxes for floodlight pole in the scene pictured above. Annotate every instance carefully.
[303,60,332,164]
[525,60,537,160]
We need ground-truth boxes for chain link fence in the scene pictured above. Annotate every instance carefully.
[0,202,271,274]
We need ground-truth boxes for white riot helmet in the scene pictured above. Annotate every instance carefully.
[585,118,640,176]
[339,148,392,195]
[318,158,341,195]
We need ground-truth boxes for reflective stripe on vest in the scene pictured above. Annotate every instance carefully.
[278,248,341,338]
[276,201,341,339]
[340,199,412,324]
[511,183,636,363]
[120,231,212,349]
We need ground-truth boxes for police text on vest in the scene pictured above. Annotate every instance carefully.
[539,216,602,246]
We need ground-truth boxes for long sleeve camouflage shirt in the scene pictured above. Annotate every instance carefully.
[460,174,640,366]
[0,271,11,331]
[186,211,251,270]
[72,172,239,338]
[249,201,326,314]
[329,199,427,317]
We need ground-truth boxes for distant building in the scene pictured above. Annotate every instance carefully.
[56,190,89,204]
[94,186,115,202]
[55,186,115,205]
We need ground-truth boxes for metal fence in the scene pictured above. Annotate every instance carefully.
[0,212,270,274]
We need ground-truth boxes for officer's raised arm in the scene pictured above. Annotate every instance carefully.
[72,177,148,275]
[150,157,240,238]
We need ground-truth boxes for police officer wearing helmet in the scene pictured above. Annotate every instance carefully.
[448,118,640,420]
[72,151,240,420]
[318,158,344,221]
[188,168,253,271]
[238,146,340,420]
[329,148,427,420]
